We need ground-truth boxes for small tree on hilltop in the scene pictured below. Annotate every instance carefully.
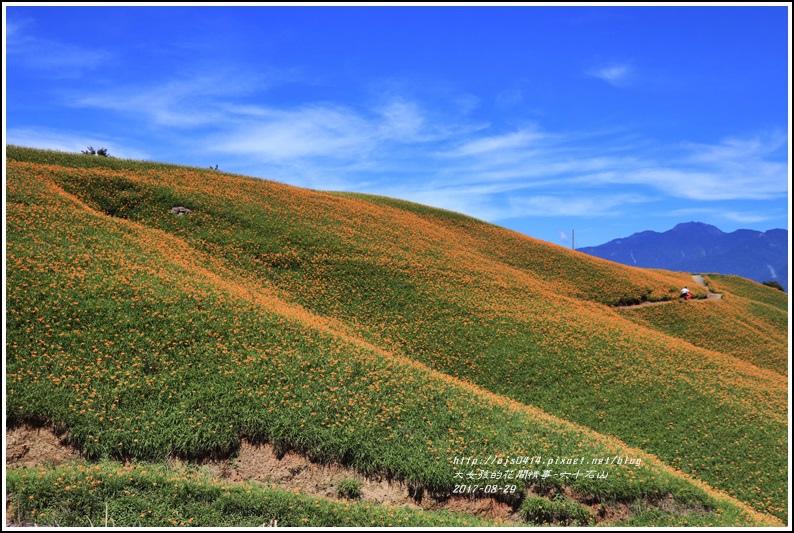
[762,281,785,292]
[82,146,110,157]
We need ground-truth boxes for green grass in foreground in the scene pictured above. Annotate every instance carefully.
[6,460,778,528]
[6,462,495,527]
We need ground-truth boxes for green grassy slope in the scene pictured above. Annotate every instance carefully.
[5,146,788,525]
[6,462,496,527]
[707,274,789,311]
[618,292,788,376]
[329,191,702,306]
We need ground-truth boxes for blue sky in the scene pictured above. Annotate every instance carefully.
[4,4,791,247]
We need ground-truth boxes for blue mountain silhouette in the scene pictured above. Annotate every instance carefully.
[578,222,788,291]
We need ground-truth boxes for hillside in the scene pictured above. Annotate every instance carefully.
[618,274,788,376]
[5,146,788,526]
[577,222,789,291]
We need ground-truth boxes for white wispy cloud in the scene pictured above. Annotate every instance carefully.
[445,128,550,157]
[610,133,789,201]
[505,193,652,218]
[72,74,260,128]
[211,105,377,161]
[495,88,524,109]
[719,211,777,224]
[684,132,787,162]
[51,66,788,224]
[383,187,653,224]
[393,121,788,226]
[70,73,454,165]
[376,100,426,141]
[587,63,632,86]
[665,207,779,225]
[6,19,109,75]
[5,18,28,40]
[438,124,788,200]
[675,133,789,199]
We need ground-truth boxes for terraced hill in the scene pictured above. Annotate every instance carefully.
[5,146,788,526]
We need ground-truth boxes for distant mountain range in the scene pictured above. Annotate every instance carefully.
[577,222,789,292]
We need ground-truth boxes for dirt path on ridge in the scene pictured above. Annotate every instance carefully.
[617,275,722,310]
[691,275,724,300]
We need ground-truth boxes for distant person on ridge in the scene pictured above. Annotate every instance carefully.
[680,286,691,300]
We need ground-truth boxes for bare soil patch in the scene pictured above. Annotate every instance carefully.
[203,439,524,524]
[6,428,704,526]
[6,425,80,469]
[5,427,523,524]
[205,439,417,508]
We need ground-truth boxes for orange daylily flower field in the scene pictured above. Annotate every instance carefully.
[5,146,788,527]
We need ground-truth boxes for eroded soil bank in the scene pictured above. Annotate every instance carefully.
[6,425,523,524]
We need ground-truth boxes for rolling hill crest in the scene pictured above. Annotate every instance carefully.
[5,146,789,526]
